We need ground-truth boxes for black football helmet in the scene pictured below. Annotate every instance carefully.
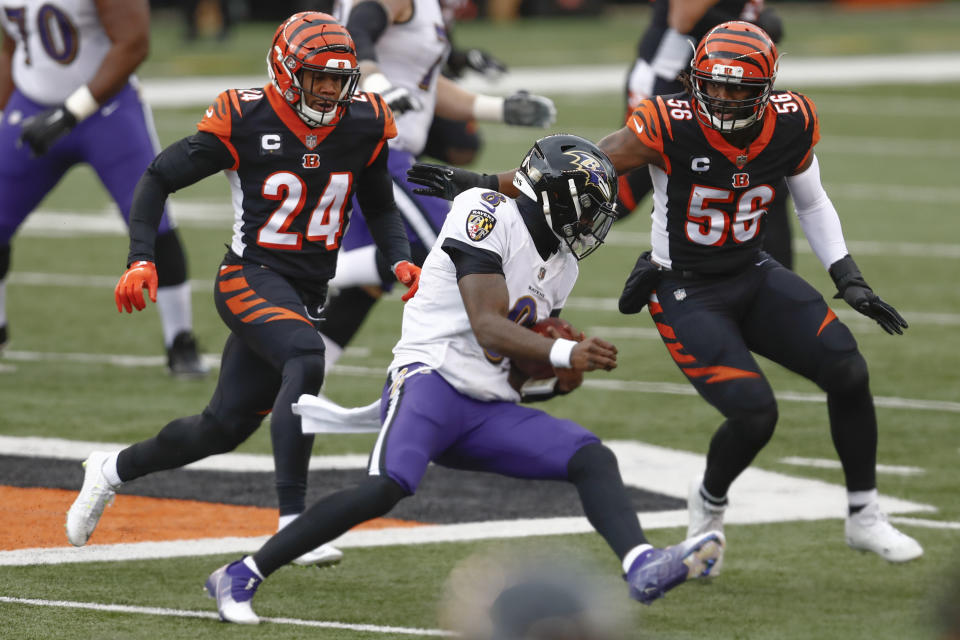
[513,134,618,260]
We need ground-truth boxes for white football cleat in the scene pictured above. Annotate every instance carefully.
[845,502,923,563]
[205,560,262,624]
[687,476,727,539]
[292,543,343,567]
[65,451,118,546]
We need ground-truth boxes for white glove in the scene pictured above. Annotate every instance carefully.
[363,72,421,115]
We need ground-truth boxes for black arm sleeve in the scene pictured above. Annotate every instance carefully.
[346,1,389,62]
[126,132,234,265]
[355,144,411,269]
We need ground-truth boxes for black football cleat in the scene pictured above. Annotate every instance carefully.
[166,331,209,379]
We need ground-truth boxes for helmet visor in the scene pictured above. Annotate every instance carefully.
[564,195,617,260]
[692,73,771,132]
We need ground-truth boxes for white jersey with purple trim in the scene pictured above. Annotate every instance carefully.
[334,0,449,155]
[1,0,116,105]
[389,187,579,402]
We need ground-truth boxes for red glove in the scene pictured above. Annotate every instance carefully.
[115,260,158,313]
[393,260,421,302]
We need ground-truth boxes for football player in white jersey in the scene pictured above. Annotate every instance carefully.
[316,0,557,373]
[409,22,923,567]
[0,0,205,376]
[203,134,725,625]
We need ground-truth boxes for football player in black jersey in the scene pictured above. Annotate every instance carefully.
[619,0,793,270]
[408,21,923,566]
[65,12,420,567]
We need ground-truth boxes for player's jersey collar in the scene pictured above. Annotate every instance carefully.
[516,196,560,261]
[263,84,338,148]
[696,103,778,168]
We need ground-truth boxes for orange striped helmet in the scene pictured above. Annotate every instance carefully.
[689,21,779,132]
[267,12,361,127]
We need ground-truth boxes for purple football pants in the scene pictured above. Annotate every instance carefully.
[372,364,600,494]
[0,83,174,244]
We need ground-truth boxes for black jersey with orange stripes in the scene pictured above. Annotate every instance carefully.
[197,84,397,284]
[628,90,819,274]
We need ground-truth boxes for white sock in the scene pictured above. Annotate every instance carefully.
[622,543,654,573]
[101,451,123,487]
[277,513,300,531]
[700,483,727,507]
[320,333,343,373]
[156,282,193,347]
[848,488,878,510]
[0,278,7,327]
[242,555,265,579]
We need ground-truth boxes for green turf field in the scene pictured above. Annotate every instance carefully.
[2,5,959,639]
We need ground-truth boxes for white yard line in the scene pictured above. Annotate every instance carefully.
[0,439,934,567]
[7,270,960,327]
[0,597,456,636]
[138,54,960,108]
[2,351,959,412]
[778,456,925,476]
[0,435,368,471]
[818,137,960,159]
[886,517,960,531]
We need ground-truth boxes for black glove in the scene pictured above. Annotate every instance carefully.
[18,105,77,156]
[407,162,499,200]
[829,254,907,335]
[381,85,421,116]
[465,49,508,78]
[619,251,661,314]
[446,48,508,80]
[503,90,556,128]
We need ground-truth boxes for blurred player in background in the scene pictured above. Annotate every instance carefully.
[203,134,723,625]
[65,11,419,568]
[421,0,508,167]
[317,0,555,372]
[181,0,231,42]
[618,0,794,269]
[0,0,205,377]
[438,551,627,640]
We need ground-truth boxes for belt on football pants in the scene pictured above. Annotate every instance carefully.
[650,258,718,280]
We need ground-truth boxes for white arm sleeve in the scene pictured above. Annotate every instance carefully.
[785,154,849,269]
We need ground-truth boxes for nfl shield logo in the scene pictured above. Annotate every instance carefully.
[736,153,748,169]
[466,210,496,242]
[538,267,546,280]
[304,134,318,150]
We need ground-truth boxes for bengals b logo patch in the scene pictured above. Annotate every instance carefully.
[466,210,496,242]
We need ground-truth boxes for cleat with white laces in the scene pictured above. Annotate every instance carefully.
[205,560,262,624]
[292,543,343,567]
[687,476,727,540]
[65,451,119,546]
[626,530,725,605]
[845,502,923,563]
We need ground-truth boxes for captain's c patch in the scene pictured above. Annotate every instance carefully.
[466,210,496,241]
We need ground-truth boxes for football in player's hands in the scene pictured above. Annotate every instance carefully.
[510,317,584,380]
